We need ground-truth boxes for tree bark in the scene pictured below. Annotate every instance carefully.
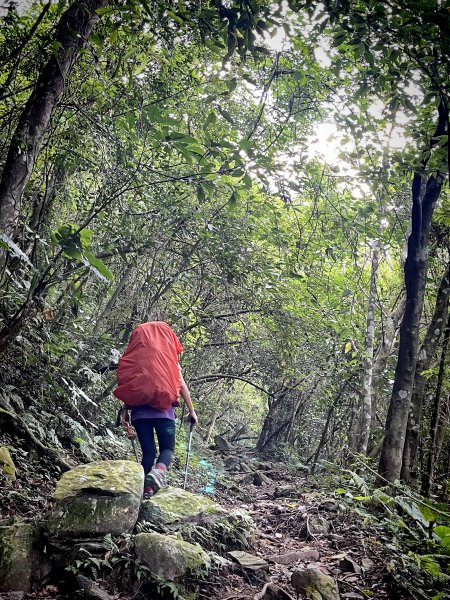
[401,263,450,483]
[434,392,450,476]
[370,297,405,444]
[256,388,289,452]
[357,238,380,454]
[377,102,448,485]
[421,312,450,497]
[0,0,108,242]
[306,376,354,472]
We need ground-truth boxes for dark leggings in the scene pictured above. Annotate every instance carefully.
[133,418,175,475]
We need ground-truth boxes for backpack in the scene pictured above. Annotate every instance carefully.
[113,321,183,410]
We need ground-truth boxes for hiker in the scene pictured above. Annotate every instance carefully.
[114,321,198,497]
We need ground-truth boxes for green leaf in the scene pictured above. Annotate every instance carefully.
[293,71,307,85]
[242,174,252,189]
[196,186,206,203]
[354,82,368,99]
[205,111,217,126]
[226,78,238,93]
[218,107,235,124]
[83,251,114,282]
[186,143,205,155]
[228,192,238,207]
[145,104,162,122]
[79,229,93,249]
[434,525,450,547]
[239,139,253,151]
[332,31,347,47]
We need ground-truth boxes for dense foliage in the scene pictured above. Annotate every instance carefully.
[0,0,449,503]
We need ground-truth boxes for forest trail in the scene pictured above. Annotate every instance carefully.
[201,464,397,600]
[1,446,404,600]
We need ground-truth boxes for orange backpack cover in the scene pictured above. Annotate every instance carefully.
[113,321,183,410]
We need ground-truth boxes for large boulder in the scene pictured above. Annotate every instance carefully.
[135,531,210,581]
[138,486,224,528]
[138,487,255,551]
[0,521,49,592]
[47,460,143,540]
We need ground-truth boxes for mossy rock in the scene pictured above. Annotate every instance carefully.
[0,447,16,480]
[138,487,256,552]
[138,486,224,528]
[0,521,49,592]
[291,567,341,600]
[48,460,144,540]
[180,508,256,552]
[135,531,210,581]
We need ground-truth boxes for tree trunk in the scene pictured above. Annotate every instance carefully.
[204,384,231,444]
[434,392,450,475]
[421,312,450,497]
[357,238,380,454]
[0,0,108,242]
[401,263,450,483]
[377,101,448,485]
[256,389,288,452]
[370,297,405,444]
[306,376,354,472]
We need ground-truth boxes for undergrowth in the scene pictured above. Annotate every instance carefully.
[319,457,450,600]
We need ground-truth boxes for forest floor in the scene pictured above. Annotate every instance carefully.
[0,430,442,600]
[198,466,408,600]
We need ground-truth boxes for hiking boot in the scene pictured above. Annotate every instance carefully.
[146,467,167,493]
[143,475,156,499]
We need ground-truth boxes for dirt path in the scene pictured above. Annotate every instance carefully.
[201,469,404,600]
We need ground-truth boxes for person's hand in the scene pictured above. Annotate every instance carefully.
[121,409,130,426]
[189,410,198,426]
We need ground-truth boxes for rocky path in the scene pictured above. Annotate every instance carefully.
[200,466,402,600]
[1,451,417,600]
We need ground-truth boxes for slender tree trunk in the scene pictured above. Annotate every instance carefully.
[204,384,231,444]
[440,440,450,502]
[401,263,450,483]
[306,376,354,472]
[256,390,287,451]
[421,312,450,497]
[377,101,448,486]
[357,238,380,454]
[434,393,450,471]
[0,0,108,242]
[370,297,405,442]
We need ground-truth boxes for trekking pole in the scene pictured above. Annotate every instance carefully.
[115,407,139,462]
[183,418,195,490]
[117,409,139,463]
[124,420,139,462]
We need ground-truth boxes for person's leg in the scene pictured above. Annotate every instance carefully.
[146,418,175,492]
[154,418,176,469]
[133,419,156,475]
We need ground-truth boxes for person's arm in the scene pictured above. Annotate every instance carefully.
[180,371,198,425]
